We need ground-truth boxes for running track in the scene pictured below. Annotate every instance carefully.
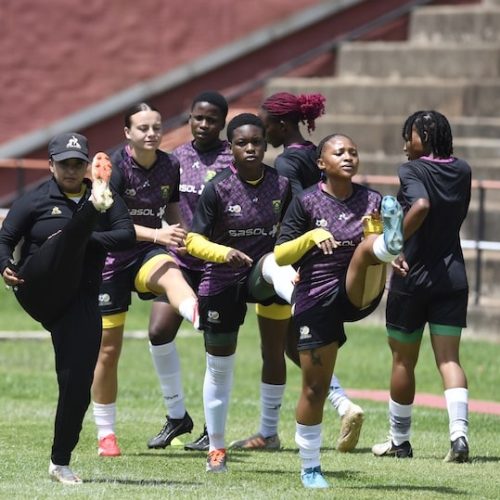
[1,331,499,416]
[347,389,500,416]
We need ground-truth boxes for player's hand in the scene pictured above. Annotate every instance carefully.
[391,253,409,277]
[317,236,340,255]
[156,224,187,248]
[225,249,253,268]
[2,266,24,287]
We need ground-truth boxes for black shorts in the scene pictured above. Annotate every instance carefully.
[198,276,286,335]
[386,288,468,334]
[153,267,202,304]
[293,279,383,351]
[99,247,167,315]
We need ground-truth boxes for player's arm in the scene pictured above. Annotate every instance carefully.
[274,196,334,266]
[185,182,252,267]
[398,164,430,240]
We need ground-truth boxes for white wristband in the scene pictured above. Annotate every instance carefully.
[153,228,158,244]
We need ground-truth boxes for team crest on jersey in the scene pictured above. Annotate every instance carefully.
[272,200,282,213]
[205,170,216,182]
[160,185,171,199]
[315,218,328,228]
[51,206,62,215]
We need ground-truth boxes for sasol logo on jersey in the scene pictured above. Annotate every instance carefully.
[180,184,204,195]
[129,205,166,219]
[227,204,242,215]
[315,218,328,227]
[337,240,356,247]
[228,223,279,238]
[129,208,155,216]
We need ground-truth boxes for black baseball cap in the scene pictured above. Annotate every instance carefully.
[48,132,90,162]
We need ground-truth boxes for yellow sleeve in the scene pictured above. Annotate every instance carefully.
[274,228,333,266]
[185,232,231,263]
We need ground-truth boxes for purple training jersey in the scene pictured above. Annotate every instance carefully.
[277,182,382,315]
[102,145,180,280]
[172,140,232,271]
[191,165,290,296]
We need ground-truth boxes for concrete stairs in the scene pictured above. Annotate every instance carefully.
[264,0,500,337]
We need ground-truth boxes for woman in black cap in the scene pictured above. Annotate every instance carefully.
[0,132,135,484]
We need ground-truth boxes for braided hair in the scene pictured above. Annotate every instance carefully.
[262,92,326,133]
[402,110,454,158]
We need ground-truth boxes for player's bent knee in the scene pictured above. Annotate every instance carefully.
[135,254,175,294]
[204,330,238,347]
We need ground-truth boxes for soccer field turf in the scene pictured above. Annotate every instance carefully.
[1,302,499,499]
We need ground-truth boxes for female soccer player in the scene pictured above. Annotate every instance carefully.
[274,133,403,488]
[232,92,364,453]
[91,103,199,457]
[185,113,292,472]
[372,111,471,463]
[0,133,135,484]
[146,91,232,452]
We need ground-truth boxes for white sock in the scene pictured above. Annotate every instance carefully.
[93,402,116,439]
[178,297,199,328]
[444,387,469,441]
[261,254,295,304]
[203,353,235,451]
[327,375,351,417]
[149,341,185,419]
[295,422,322,470]
[389,399,412,445]
[259,383,285,438]
[373,234,396,263]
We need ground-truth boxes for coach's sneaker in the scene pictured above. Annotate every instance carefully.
[98,433,121,457]
[337,403,364,452]
[381,195,403,255]
[229,433,281,450]
[444,436,469,463]
[184,425,209,451]
[206,448,227,473]
[147,412,193,449]
[372,439,413,458]
[49,461,82,485]
[90,152,113,212]
[300,466,329,489]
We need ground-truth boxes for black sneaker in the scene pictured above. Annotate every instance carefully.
[147,412,194,449]
[444,436,469,463]
[372,439,413,458]
[184,425,209,451]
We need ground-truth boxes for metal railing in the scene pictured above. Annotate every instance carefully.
[1,167,499,305]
